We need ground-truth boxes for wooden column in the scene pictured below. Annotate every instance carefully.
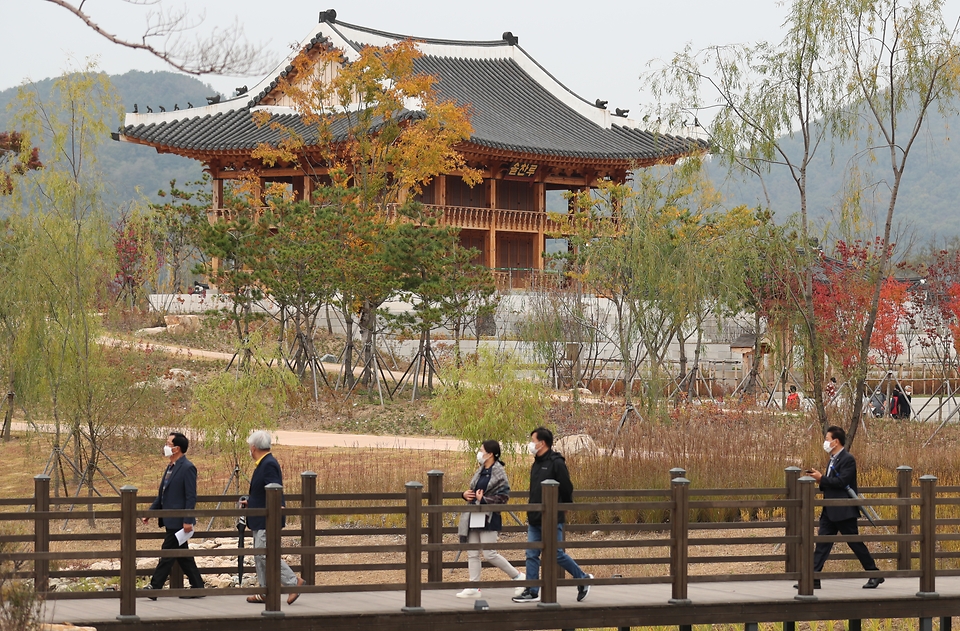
[301,471,317,585]
[538,480,560,608]
[668,477,690,605]
[304,176,314,204]
[796,475,817,601]
[487,178,498,269]
[535,229,545,271]
[33,475,50,594]
[257,178,266,208]
[116,485,140,622]
[896,466,912,570]
[263,483,284,617]
[292,176,305,202]
[212,178,224,210]
[403,481,425,612]
[427,471,444,583]
[917,475,938,598]
[535,178,546,272]
[436,174,447,206]
[785,466,801,575]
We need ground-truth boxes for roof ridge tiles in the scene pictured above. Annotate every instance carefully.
[331,19,511,48]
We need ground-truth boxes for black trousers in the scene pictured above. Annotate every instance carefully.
[150,528,204,589]
[813,516,878,572]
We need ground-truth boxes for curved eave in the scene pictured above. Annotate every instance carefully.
[115,140,707,173]
[457,139,709,168]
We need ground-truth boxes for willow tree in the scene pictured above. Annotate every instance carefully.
[11,67,124,496]
[0,217,45,442]
[560,157,720,414]
[831,0,960,446]
[650,0,960,441]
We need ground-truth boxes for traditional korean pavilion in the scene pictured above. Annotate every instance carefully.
[116,10,705,282]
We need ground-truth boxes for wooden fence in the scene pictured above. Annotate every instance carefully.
[0,466,954,622]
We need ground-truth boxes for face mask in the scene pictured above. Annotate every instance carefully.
[527,441,538,456]
[822,440,833,453]
[476,450,487,465]
[163,445,174,457]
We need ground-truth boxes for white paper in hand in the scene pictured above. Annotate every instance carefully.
[175,528,195,546]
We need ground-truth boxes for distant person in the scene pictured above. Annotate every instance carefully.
[513,427,592,604]
[241,430,304,605]
[455,439,525,599]
[786,385,801,410]
[824,377,838,403]
[890,385,911,419]
[866,390,885,417]
[799,426,883,590]
[141,432,205,599]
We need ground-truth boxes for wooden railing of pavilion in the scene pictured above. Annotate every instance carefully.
[0,466,950,620]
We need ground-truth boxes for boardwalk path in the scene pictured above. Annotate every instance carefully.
[44,577,960,631]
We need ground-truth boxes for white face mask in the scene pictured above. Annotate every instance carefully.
[527,441,538,456]
[476,450,487,465]
[163,445,174,458]
[822,440,833,453]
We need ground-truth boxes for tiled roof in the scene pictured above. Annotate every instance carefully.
[118,18,706,162]
[415,55,701,160]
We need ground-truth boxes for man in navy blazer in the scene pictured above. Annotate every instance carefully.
[241,430,304,604]
[141,432,205,598]
[801,425,883,590]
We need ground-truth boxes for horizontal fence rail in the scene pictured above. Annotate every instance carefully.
[2,466,959,621]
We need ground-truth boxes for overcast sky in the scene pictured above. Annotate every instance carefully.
[6,1,960,117]
[3,0,799,114]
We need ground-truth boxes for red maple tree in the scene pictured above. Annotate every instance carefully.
[813,240,906,374]
[0,131,42,195]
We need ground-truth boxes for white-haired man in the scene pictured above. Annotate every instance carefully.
[240,430,304,604]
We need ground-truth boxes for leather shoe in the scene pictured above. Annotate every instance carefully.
[141,585,158,601]
[863,577,884,589]
[793,580,821,589]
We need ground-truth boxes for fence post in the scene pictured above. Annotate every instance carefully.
[539,480,560,608]
[785,467,801,575]
[795,475,817,601]
[669,468,686,482]
[917,475,938,598]
[403,481,425,613]
[669,477,691,605]
[897,466,913,571]
[33,475,50,594]
[263,483,284,617]
[301,471,317,586]
[427,470,444,584]
[116,485,139,623]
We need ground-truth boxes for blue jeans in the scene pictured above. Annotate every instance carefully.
[525,524,587,595]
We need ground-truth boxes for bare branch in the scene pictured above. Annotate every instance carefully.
[42,0,276,76]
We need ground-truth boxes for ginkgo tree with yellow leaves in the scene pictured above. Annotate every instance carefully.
[244,40,484,392]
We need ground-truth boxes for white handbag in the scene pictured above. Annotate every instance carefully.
[469,507,487,528]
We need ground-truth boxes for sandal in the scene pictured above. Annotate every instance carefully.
[246,594,265,603]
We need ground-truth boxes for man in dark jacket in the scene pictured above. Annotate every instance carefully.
[241,430,304,604]
[141,432,205,598]
[801,425,884,590]
[512,427,593,603]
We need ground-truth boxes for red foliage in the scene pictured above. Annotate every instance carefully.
[812,240,906,372]
[112,212,160,307]
[909,249,960,364]
[0,130,42,195]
